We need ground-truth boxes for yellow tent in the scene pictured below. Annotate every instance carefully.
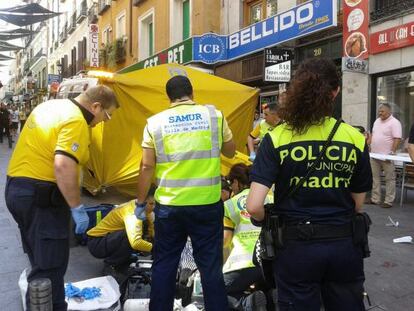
[83,64,258,196]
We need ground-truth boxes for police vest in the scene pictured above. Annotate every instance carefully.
[147,104,223,206]
[259,120,275,140]
[223,189,273,273]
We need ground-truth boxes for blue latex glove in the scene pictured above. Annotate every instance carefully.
[249,151,256,162]
[71,204,89,234]
[135,200,147,221]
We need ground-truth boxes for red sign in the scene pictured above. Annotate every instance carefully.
[343,0,369,59]
[370,22,414,55]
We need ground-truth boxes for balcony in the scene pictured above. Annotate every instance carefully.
[88,3,98,24]
[59,24,67,43]
[98,0,111,15]
[115,38,126,64]
[371,0,414,21]
[77,0,87,24]
[68,13,77,34]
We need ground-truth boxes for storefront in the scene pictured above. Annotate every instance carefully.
[369,18,414,142]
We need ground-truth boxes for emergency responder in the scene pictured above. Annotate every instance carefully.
[223,163,272,311]
[247,103,281,161]
[5,85,119,311]
[136,75,236,311]
[247,58,372,311]
[87,186,156,280]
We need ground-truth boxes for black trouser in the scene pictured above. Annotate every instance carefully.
[87,230,134,267]
[0,124,12,147]
[273,237,365,311]
[5,177,70,311]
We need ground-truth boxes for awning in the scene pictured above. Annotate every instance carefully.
[0,41,22,51]
[0,53,14,60]
[0,28,35,40]
[0,3,60,27]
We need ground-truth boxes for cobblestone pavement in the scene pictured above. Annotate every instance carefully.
[1,139,414,310]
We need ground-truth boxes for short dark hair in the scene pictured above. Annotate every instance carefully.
[227,163,252,187]
[84,85,119,109]
[166,75,193,101]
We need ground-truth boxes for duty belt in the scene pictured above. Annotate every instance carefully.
[284,222,352,241]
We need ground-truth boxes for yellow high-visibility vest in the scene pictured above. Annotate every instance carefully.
[147,104,223,206]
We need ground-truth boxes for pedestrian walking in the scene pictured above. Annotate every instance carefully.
[247,58,373,311]
[136,75,236,311]
[5,85,119,311]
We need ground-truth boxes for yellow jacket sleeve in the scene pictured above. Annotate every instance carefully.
[124,215,153,252]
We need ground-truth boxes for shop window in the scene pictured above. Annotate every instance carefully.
[375,71,414,141]
[138,8,155,60]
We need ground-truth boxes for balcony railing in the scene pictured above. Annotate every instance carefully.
[371,0,414,21]
[98,0,111,15]
[88,3,98,24]
[77,0,87,23]
[68,13,77,34]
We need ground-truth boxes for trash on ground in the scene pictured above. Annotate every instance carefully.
[386,216,399,227]
[393,236,413,243]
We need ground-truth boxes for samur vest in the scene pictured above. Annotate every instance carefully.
[147,104,223,206]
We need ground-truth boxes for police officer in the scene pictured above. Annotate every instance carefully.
[136,75,236,311]
[247,103,281,161]
[247,58,372,311]
[223,163,272,311]
[5,85,119,311]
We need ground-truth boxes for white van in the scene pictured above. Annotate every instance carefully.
[56,76,99,99]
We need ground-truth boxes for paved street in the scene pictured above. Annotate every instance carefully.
[1,140,414,310]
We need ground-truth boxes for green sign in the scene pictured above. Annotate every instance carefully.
[120,38,193,74]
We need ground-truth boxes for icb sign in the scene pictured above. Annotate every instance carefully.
[264,48,292,82]
[193,34,227,64]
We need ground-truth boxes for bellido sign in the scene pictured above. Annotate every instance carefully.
[120,0,337,73]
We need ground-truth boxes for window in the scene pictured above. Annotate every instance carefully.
[266,0,277,18]
[375,71,414,140]
[170,0,191,45]
[138,8,155,60]
[250,2,262,24]
[102,26,112,46]
[183,0,190,40]
[116,11,126,39]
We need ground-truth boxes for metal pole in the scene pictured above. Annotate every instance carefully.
[29,278,53,311]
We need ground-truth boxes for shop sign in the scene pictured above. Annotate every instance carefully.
[343,0,369,59]
[47,74,61,85]
[341,57,368,73]
[227,0,337,61]
[193,34,227,64]
[370,22,414,55]
[264,48,292,82]
[89,24,99,68]
[120,39,193,73]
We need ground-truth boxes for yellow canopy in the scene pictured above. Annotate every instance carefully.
[83,64,258,196]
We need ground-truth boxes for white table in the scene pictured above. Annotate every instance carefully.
[370,153,413,206]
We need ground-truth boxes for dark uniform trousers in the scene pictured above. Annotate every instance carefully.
[5,177,70,311]
[273,237,365,311]
[150,201,228,311]
[0,123,12,148]
[88,230,134,267]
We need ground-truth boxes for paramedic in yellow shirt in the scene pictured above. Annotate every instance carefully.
[87,187,156,272]
[5,85,119,311]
